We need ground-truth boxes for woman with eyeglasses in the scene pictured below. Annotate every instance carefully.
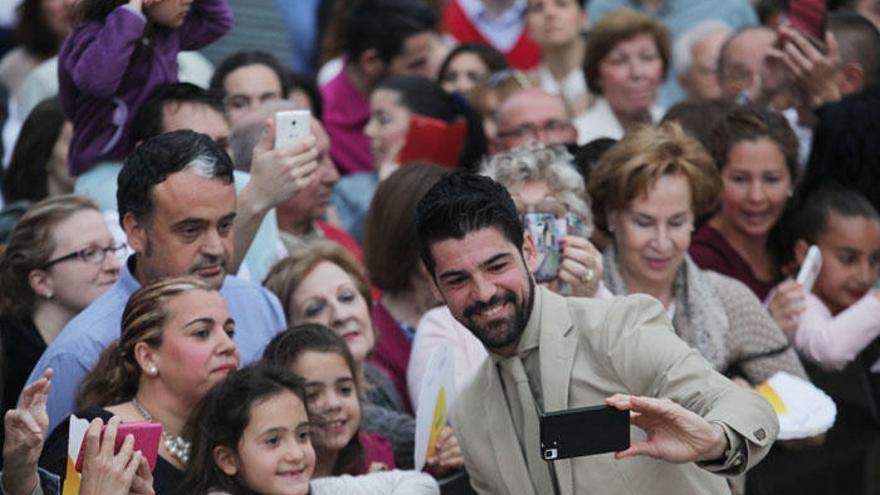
[0,195,123,419]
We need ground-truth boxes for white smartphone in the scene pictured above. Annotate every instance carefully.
[274,110,311,149]
[796,245,823,293]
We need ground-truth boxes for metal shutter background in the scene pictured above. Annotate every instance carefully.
[199,0,292,69]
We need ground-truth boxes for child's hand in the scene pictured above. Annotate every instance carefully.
[367,462,388,473]
[768,280,806,337]
[425,426,463,476]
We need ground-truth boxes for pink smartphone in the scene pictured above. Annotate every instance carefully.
[75,421,162,472]
[789,0,826,40]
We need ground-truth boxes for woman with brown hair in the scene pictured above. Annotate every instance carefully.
[0,195,121,416]
[689,105,799,302]
[39,277,240,494]
[588,121,806,385]
[573,7,671,143]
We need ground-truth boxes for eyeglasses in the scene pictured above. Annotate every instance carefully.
[497,119,574,143]
[42,243,127,269]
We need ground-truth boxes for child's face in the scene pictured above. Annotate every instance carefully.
[227,391,315,495]
[811,212,880,314]
[145,0,191,29]
[291,351,361,454]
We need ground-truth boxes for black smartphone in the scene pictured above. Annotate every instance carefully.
[540,405,630,461]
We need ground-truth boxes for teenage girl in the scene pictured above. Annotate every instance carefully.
[181,364,439,495]
[770,185,880,370]
[58,0,232,176]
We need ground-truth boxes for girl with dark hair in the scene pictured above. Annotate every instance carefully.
[689,105,799,301]
[58,0,232,176]
[437,42,509,95]
[1,97,72,212]
[0,0,74,96]
[262,324,394,477]
[332,75,484,242]
[39,277,240,494]
[772,185,880,370]
[181,364,439,495]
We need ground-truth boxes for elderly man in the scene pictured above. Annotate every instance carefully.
[493,87,578,152]
[674,20,731,101]
[27,131,287,432]
[415,173,778,495]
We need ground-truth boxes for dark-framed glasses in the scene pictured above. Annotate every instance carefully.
[42,243,127,269]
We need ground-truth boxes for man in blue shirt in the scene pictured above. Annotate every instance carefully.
[27,130,287,433]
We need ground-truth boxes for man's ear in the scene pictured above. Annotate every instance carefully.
[122,212,147,255]
[793,238,810,266]
[522,230,539,273]
[213,446,239,477]
[840,62,865,95]
[356,48,386,86]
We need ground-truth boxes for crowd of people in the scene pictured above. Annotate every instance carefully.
[0,0,879,494]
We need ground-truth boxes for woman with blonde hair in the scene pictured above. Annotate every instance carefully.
[39,277,240,494]
[0,195,122,417]
[588,122,806,385]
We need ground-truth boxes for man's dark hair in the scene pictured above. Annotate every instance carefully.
[16,0,63,58]
[209,50,291,96]
[131,83,226,143]
[117,130,234,228]
[288,71,324,121]
[828,11,880,86]
[345,0,437,63]
[415,173,523,275]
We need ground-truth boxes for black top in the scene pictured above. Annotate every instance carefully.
[1,314,47,413]
[40,406,185,495]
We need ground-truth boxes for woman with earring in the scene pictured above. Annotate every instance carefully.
[39,277,240,495]
[588,122,806,385]
[0,195,122,419]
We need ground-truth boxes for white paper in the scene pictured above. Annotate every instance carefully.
[413,345,455,471]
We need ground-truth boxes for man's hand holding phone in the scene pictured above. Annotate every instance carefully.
[605,394,728,464]
[244,115,320,214]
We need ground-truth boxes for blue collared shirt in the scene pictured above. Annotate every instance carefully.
[25,256,287,434]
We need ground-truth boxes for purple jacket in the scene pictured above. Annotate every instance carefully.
[59,1,233,176]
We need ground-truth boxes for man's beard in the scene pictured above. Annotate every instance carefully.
[462,276,535,352]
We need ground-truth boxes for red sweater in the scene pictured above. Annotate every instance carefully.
[442,0,541,71]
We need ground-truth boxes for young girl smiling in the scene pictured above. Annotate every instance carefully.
[182,365,439,494]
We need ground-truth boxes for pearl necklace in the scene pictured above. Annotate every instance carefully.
[131,396,191,464]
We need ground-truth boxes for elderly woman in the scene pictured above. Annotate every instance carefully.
[573,8,670,144]
[39,277,239,494]
[408,144,605,411]
[587,122,806,385]
[0,195,122,417]
[262,239,462,474]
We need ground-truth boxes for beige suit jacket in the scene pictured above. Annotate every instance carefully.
[451,287,779,495]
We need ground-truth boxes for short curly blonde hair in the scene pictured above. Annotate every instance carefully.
[588,122,721,233]
[480,144,593,237]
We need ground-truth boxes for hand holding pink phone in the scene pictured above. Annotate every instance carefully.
[75,421,162,472]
